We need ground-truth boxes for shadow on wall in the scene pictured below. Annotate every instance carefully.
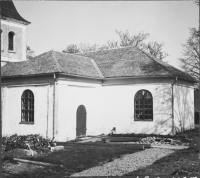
[194,89,200,112]
[145,84,172,134]
[125,84,194,135]
[194,89,200,125]
[128,84,173,135]
[140,84,194,134]
[174,86,194,132]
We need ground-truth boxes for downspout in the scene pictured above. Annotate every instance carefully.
[171,76,178,135]
[53,73,57,139]
[46,85,49,138]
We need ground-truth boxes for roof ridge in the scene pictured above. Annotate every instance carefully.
[135,47,196,82]
[51,51,63,73]
[50,49,104,78]
[89,58,104,78]
[135,46,175,76]
[51,48,63,53]
[50,50,104,78]
[76,45,134,55]
[61,51,105,78]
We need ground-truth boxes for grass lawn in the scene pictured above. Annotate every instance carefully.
[2,143,141,178]
[3,128,199,177]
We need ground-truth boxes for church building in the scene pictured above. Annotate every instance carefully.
[1,1,197,141]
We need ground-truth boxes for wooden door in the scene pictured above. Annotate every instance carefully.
[76,105,87,137]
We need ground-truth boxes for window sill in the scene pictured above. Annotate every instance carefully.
[8,50,16,54]
[134,119,153,122]
[19,122,34,125]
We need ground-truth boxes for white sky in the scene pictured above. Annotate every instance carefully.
[14,1,199,69]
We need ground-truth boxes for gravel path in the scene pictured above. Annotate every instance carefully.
[71,148,175,176]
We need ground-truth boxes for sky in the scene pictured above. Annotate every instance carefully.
[14,1,199,69]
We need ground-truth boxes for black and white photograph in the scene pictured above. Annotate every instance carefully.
[1,0,199,177]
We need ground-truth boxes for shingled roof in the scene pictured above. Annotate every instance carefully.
[1,50,102,78]
[0,1,30,25]
[78,46,196,82]
[1,46,196,83]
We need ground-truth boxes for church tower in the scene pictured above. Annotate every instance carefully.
[0,1,30,66]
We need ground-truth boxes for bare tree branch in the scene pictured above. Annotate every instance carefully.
[179,27,200,86]
[26,46,35,60]
[62,30,169,61]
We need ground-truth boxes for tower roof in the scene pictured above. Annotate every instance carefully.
[0,1,30,25]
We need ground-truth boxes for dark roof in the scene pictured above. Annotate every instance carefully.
[1,50,102,78]
[0,1,30,25]
[1,46,196,83]
[78,46,196,82]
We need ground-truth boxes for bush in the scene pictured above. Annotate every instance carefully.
[2,134,56,154]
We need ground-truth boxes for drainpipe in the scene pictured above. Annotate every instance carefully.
[171,76,178,135]
[46,85,49,138]
[53,73,57,139]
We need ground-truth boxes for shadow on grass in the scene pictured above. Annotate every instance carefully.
[3,144,141,178]
[124,147,199,176]
[3,165,66,178]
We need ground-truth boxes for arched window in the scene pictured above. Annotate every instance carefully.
[21,90,34,123]
[134,90,153,121]
[8,31,15,51]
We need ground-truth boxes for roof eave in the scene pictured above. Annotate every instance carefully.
[1,72,104,80]
[2,73,196,85]
[58,73,104,80]
[1,16,31,25]
[1,73,55,79]
[104,75,197,83]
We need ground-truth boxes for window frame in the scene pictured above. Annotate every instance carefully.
[8,31,15,52]
[20,90,34,124]
[134,89,153,121]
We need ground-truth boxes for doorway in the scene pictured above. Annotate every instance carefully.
[76,105,87,137]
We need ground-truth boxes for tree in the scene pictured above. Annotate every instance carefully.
[79,43,99,53]
[104,30,169,60]
[194,0,199,6]
[179,27,200,115]
[26,46,35,60]
[62,44,80,54]
[100,40,118,50]
[179,27,199,84]
[115,30,149,48]
[63,43,100,54]
[145,41,169,60]
[62,30,169,60]
[98,30,149,50]
[180,0,200,120]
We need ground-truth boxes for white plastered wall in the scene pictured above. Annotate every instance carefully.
[56,80,174,141]
[1,19,27,65]
[2,84,54,138]
[173,84,194,132]
[2,79,194,141]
